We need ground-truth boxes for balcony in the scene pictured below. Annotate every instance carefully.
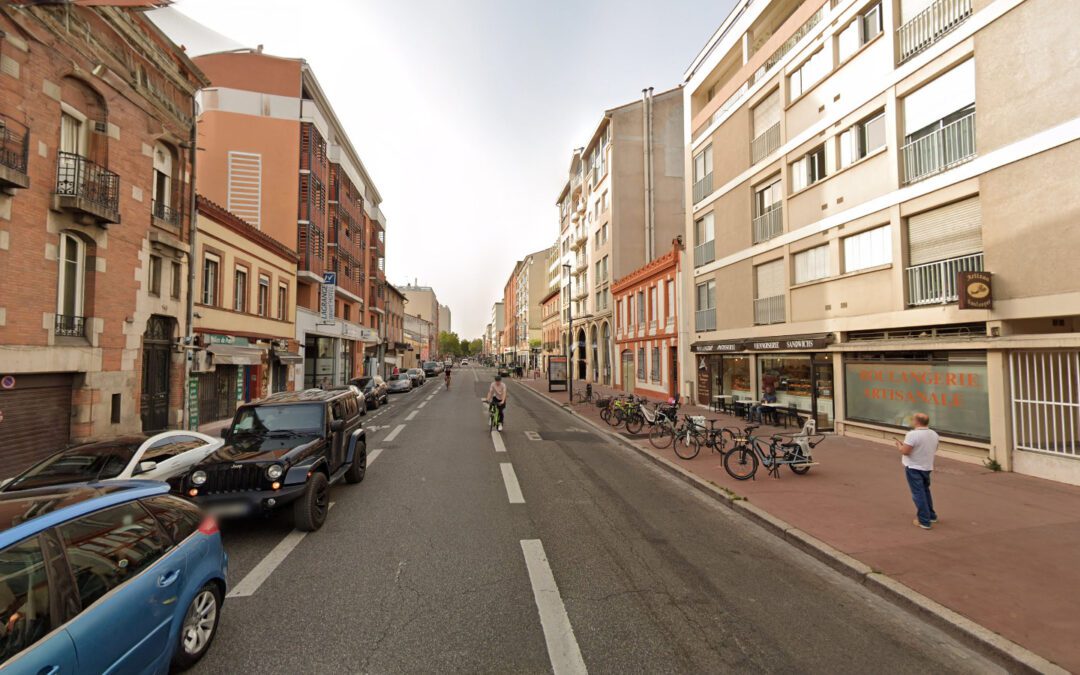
[750,123,781,164]
[0,115,30,191]
[573,256,587,273]
[55,314,86,338]
[573,286,588,301]
[898,0,972,63]
[753,295,785,325]
[906,252,983,306]
[694,239,715,268]
[53,152,120,226]
[695,308,717,332]
[692,172,714,204]
[152,199,180,228]
[901,111,976,185]
[297,221,325,274]
[752,204,783,243]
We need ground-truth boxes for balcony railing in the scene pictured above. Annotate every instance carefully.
[55,151,120,223]
[573,256,587,273]
[152,199,180,227]
[694,239,715,268]
[571,232,587,250]
[0,115,30,184]
[752,204,783,243]
[692,172,714,204]
[695,308,717,332]
[55,314,86,338]
[750,123,781,164]
[906,252,983,306]
[753,295,785,325]
[901,111,976,185]
[898,0,972,63]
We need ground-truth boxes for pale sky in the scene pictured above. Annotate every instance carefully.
[163,0,734,339]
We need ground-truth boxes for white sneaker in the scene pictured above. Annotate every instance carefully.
[498,424,503,432]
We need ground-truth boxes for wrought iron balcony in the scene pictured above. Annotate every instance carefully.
[0,115,30,190]
[53,152,120,225]
[752,204,783,244]
[750,123,781,164]
[55,314,86,338]
[152,199,180,227]
[906,252,983,306]
[898,0,972,63]
[754,295,786,325]
[901,111,976,185]
[693,239,715,268]
[695,308,716,332]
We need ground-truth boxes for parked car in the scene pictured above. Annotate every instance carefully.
[179,389,367,531]
[0,431,224,493]
[387,373,413,394]
[0,481,228,672]
[406,368,425,386]
[350,376,389,409]
[324,384,369,416]
[460,359,469,366]
[422,361,442,377]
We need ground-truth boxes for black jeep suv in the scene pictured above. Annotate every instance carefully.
[178,389,366,531]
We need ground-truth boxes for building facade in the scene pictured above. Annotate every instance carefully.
[403,313,434,367]
[613,244,682,398]
[438,303,451,335]
[0,3,204,472]
[401,284,440,342]
[383,283,409,376]
[501,262,521,365]
[682,0,1080,484]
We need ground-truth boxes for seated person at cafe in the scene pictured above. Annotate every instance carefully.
[750,388,778,424]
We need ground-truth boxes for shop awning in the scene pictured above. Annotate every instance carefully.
[273,349,304,365]
[691,333,834,353]
[207,344,266,366]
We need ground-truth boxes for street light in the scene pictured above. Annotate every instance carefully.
[562,263,573,403]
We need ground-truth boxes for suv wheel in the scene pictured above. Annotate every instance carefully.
[370,396,379,410]
[294,471,330,531]
[345,440,367,484]
[172,582,222,671]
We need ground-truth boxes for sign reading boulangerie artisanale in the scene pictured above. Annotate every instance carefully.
[958,271,993,309]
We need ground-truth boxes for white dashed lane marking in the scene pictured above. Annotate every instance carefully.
[500,463,524,504]
[491,430,506,453]
[520,539,587,674]
[228,503,337,599]
[383,424,406,443]
[405,410,418,421]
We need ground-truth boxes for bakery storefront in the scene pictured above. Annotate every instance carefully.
[691,334,836,430]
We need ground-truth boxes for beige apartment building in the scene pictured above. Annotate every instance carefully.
[556,88,685,384]
[681,0,1080,484]
[511,247,552,368]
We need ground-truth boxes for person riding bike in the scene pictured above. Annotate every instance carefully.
[486,374,507,431]
[445,367,452,389]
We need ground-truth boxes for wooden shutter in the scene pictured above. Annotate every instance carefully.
[908,197,982,265]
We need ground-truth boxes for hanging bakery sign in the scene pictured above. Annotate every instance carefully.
[958,271,993,310]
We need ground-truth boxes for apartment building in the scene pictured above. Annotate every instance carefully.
[501,261,522,365]
[186,48,386,389]
[403,313,434,367]
[555,88,685,385]
[0,3,204,472]
[682,0,1080,484]
[540,244,562,371]
[384,284,409,377]
[512,247,552,368]
[489,301,505,359]
[438,304,451,335]
[401,284,441,340]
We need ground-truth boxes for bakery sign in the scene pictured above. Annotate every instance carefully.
[958,271,992,309]
[691,334,832,353]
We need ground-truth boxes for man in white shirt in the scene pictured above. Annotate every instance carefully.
[894,412,940,530]
[487,375,508,432]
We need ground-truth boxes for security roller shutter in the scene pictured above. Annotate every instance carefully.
[0,374,73,476]
[908,196,982,266]
[753,89,781,136]
[755,259,786,298]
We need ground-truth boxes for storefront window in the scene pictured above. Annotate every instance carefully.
[759,356,813,412]
[712,356,751,400]
[304,336,336,389]
[844,353,989,439]
[340,340,354,385]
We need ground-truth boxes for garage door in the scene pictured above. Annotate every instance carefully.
[0,374,74,477]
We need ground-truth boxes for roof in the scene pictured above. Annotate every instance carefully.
[0,481,168,549]
[254,389,348,405]
[197,196,300,263]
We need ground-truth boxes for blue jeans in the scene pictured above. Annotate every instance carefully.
[905,468,937,526]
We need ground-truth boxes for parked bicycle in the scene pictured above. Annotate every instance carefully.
[574,383,598,405]
[723,420,824,480]
[628,398,679,436]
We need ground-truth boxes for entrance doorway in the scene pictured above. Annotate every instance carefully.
[575,328,587,380]
[621,350,634,393]
[670,347,678,400]
[140,315,173,433]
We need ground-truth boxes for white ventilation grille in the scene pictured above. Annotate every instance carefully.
[227,151,262,228]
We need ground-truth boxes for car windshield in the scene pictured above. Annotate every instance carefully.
[230,404,324,436]
[395,374,410,381]
[5,442,141,491]
[352,377,373,389]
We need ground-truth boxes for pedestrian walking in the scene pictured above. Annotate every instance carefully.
[894,412,939,530]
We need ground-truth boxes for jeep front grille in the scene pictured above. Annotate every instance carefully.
[201,464,266,494]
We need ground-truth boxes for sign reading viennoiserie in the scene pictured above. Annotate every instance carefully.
[958,271,993,309]
[691,334,832,353]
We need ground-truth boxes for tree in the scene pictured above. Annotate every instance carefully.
[468,338,483,354]
[438,331,461,358]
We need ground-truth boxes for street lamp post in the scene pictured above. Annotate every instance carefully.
[562,263,572,404]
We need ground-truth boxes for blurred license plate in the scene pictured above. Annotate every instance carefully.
[208,502,250,517]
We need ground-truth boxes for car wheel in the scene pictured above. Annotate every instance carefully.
[294,471,330,531]
[171,582,222,671]
[370,397,379,410]
[345,440,367,484]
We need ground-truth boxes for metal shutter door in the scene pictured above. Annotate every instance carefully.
[908,196,982,266]
[0,374,73,476]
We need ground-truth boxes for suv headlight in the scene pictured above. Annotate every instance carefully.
[191,470,208,486]
[266,464,284,480]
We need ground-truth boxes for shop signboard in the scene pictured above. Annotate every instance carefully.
[319,272,337,323]
[692,334,832,353]
[187,378,199,430]
[696,356,712,405]
[548,356,568,392]
[844,360,990,439]
[958,271,993,309]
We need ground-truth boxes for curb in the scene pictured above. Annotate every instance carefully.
[513,381,1067,675]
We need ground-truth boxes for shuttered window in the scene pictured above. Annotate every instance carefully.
[907,197,982,266]
[755,259,785,299]
[752,90,781,136]
[227,151,262,228]
[794,245,830,284]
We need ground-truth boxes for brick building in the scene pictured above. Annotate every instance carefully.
[0,3,204,472]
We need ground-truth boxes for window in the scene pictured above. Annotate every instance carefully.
[278,283,288,320]
[794,245,830,283]
[601,191,609,212]
[844,224,893,272]
[57,232,85,321]
[201,254,219,306]
[0,536,52,666]
[752,89,781,138]
[637,291,645,326]
[637,347,646,379]
[258,275,270,317]
[152,142,173,214]
[170,261,181,299]
[143,495,203,544]
[838,2,882,61]
[901,60,976,183]
[695,280,716,331]
[667,280,675,321]
[601,223,608,244]
[58,501,171,609]
[840,110,886,167]
[234,268,247,312]
[651,346,661,382]
[148,255,162,297]
[791,145,826,191]
[60,111,85,156]
[693,146,713,202]
[694,213,715,246]
[754,180,782,216]
[903,60,975,140]
[756,259,786,299]
[650,286,658,323]
[789,48,830,99]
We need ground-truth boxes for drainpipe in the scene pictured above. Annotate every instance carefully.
[183,96,198,430]
[642,87,656,261]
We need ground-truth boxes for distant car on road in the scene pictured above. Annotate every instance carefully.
[460,359,469,366]
[0,481,229,672]
[406,368,425,386]
[387,373,413,393]
[350,376,389,409]
[423,361,442,377]
[179,389,367,531]
[0,431,224,493]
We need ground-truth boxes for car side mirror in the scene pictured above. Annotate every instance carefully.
[134,460,158,475]
[330,419,346,433]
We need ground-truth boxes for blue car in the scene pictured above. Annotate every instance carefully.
[0,481,228,674]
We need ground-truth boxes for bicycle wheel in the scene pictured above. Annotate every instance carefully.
[788,448,812,475]
[673,431,700,460]
[599,407,612,424]
[573,391,588,404]
[723,446,758,480]
[649,421,674,449]
[612,409,626,428]
[624,413,644,435]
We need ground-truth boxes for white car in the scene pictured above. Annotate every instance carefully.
[460,359,469,366]
[0,431,225,491]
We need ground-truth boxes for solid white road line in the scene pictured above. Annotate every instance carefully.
[491,430,506,453]
[368,448,383,464]
[383,424,406,443]
[405,410,418,421]
[520,539,587,675]
[500,463,525,503]
[228,503,337,599]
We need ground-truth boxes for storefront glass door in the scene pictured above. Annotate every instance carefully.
[811,356,835,430]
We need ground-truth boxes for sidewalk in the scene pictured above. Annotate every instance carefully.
[519,378,1080,673]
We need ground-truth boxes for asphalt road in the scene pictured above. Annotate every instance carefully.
[193,366,1001,674]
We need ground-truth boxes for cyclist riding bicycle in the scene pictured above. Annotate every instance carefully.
[486,374,507,431]
[445,368,452,389]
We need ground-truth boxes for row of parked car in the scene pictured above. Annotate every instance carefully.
[0,374,422,672]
